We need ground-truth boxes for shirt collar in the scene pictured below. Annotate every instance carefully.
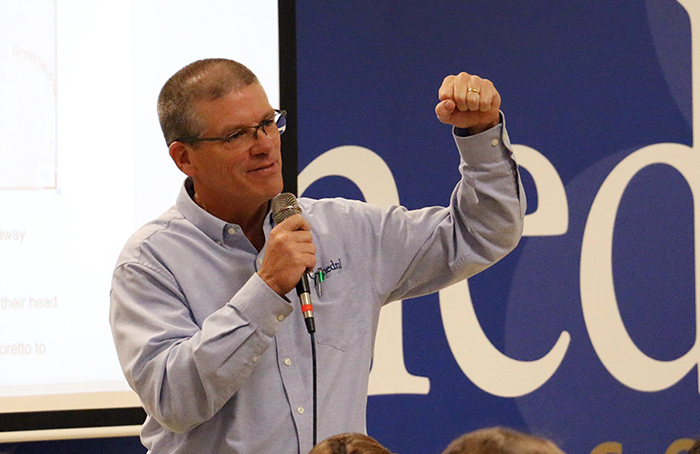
[176,177,275,245]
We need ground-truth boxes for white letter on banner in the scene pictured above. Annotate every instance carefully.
[512,144,569,236]
[298,145,430,395]
[581,143,700,393]
[439,145,570,397]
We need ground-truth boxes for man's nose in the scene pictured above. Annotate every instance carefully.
[250,127,275,153]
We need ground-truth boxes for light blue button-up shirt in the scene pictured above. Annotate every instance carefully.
[109,123,525,454]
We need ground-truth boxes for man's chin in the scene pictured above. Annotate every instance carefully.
[264,178,285,200]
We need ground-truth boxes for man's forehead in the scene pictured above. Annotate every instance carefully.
[194,84,273,129]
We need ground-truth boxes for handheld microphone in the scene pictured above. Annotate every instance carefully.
[271,193,316,334]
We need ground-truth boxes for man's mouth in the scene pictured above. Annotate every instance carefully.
[249,161,278,173]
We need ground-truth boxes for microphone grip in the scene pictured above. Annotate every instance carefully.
[296,274,315,333]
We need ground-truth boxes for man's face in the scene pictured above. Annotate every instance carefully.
[186,83,284,215]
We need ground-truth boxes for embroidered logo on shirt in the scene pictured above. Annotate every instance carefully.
[309,258,343,298]
[319,258,342,275]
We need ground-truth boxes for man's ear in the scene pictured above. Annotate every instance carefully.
[169,141,197,177]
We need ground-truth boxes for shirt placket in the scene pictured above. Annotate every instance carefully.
[274,320,314,454]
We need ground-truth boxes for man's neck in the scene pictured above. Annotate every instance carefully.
[193,190,269,252]
[236,203,269,252]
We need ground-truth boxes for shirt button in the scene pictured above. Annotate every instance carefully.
[252,356,259,363]
[297,407,304,414]
[257,257,263,266]
[284,358,292,366]
[491,138,499,147]
[277,314,285,322]
[228,227,236,235]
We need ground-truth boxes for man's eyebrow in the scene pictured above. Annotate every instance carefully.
[260,109,276,120]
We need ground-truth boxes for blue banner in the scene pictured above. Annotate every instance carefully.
[296,1,698,453]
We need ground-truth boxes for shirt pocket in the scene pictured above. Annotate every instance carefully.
[310,272,369,352]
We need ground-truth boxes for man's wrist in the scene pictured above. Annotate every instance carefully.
[454,118,501,137]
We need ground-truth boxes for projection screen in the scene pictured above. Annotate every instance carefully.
[0,0,280,441]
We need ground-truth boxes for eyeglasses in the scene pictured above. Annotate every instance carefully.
[175,109,287,146]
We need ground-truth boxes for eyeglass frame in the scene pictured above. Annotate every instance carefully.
[173,109,287,145]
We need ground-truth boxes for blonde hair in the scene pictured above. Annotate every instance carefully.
[442,427,565,454]
[309,432,395,454]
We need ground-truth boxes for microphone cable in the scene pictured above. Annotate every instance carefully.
[310,329,317,446]
[300,271,317,447]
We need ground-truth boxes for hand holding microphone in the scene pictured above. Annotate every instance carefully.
[258,193,316,333]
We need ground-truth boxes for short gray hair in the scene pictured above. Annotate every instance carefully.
[157,58,259,145]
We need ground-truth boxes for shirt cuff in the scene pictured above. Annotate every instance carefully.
[452,112,513,166]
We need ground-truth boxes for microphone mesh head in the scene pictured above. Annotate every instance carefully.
[271,192,302,224]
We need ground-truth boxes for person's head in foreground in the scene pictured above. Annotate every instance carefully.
[309,432,395,454]
[441,427,566,454]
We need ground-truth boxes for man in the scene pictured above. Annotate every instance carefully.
[110,58,525,454]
